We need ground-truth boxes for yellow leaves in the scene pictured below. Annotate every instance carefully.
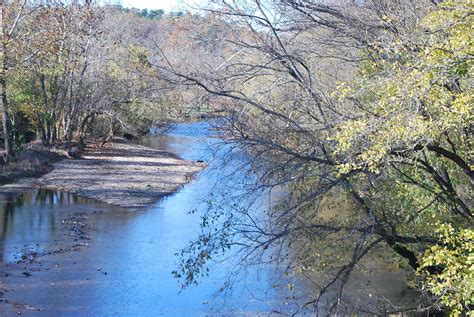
[129,45,151,67]
[423,0,473,64]
[418,223,474,315]
[332,81,353,101]
[107,60,127,80]
[337,162,357,175]
[381,15,390,22]
[330,0,473,174]
[331,118,367,152]
[450,93,474,122]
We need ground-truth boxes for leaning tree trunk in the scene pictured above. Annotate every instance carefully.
[77,112,96,150]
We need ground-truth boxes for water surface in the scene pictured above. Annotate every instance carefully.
[0,122,294,316]
[0,122,417,316]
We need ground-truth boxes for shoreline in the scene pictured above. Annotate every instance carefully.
[0,137,206,314]
[0,138,205,209]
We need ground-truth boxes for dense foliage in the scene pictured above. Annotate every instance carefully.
[334,0,473,312]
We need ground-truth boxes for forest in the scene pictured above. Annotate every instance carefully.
[0,0,472,316]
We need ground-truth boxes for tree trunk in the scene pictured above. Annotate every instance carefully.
[100,116,114,147]
[1,3,13,162]
[1,74,13,162]
[64,107,76,150]
[78,112,95,150]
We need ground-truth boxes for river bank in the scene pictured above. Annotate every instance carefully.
[1,138,205,209]
[0,122,297,316]
[0,144,67,189]
[0,133,208,315]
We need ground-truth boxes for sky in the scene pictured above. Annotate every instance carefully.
[119,0,208,11]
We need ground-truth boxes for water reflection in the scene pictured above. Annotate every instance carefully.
[0,122,297,316]
[0,190,112,264]
[0,122,416,315]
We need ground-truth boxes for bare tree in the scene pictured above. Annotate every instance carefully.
[152,0,471,314]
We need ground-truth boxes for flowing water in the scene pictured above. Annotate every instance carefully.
[0,122,417,316]
[0,122,295,316]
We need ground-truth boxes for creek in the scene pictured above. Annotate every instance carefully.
[0,121,416,316]
[0,122,295,316]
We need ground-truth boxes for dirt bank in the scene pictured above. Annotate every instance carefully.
[0,144,67,188]
[1,138,205,209]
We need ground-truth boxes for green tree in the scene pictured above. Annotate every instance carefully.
[148,9,164,20]
[1,0,28,162]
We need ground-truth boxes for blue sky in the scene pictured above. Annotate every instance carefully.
[120,0,207,11]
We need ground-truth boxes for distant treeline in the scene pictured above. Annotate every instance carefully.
[0,0,227,163]
[111,4,185,20]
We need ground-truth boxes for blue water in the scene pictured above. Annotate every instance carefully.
[0,121,296,316]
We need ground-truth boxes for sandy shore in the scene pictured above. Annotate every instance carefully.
[0,139,205,209]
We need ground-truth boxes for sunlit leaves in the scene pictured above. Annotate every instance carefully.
[418,223,473,315]
[328,1,473,313]
[332,0,473,173]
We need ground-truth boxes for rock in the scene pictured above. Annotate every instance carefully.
[67,147,80,159]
